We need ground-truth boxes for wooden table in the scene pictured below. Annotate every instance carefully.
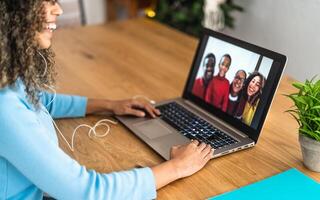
[52,18,320,199]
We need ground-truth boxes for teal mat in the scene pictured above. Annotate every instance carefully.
[208,168,320,200]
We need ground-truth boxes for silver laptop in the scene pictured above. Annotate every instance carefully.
[116,28,287,160]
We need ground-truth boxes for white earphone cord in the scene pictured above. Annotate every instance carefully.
[38,51,117,152]
[43,84,117,152]
[37,50,48,77]
[38,52,155,151]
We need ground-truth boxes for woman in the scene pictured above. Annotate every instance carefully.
[0,1,213,199]
[235,71,266,126]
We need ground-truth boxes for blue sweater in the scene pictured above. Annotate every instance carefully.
[0,80,156,200]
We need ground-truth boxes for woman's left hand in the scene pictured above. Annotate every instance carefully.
[110,99,161,118]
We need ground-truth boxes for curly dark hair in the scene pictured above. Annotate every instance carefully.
[234,71,266,119]
[242,71,266,106]
[0,0,57,108]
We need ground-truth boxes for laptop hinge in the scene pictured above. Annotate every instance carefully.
[183,99,248,138]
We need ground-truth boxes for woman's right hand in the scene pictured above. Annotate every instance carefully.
[170,140,214,179]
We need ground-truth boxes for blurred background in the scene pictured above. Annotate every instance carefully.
[58,0,320,82]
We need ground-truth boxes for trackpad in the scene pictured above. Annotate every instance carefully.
[134,119,173,139]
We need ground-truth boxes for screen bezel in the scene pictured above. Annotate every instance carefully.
[182,28,287,143]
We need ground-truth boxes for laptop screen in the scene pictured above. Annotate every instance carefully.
[183,29,286,142]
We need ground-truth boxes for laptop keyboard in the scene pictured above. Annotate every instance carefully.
[157,102,238,149]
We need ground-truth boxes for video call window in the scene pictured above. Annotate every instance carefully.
[191,36,273,127]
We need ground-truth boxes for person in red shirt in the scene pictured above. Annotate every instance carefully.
[205,54,232,112]
[192,53,216,99]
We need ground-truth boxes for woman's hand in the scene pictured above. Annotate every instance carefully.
[109,99,160,118]
[170,140,213,178]
[151,140,213,189]
[86,98,160,118]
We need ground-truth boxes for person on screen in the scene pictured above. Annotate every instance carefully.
[0,1,213,200]
[192,53,216,99]
[227,70,247,116]
[205,54,232,112]
[235,71,266,125]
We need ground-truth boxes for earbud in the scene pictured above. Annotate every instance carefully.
[132,95,156,105]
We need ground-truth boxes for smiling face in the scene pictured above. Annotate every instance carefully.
[231,70,246,96]
[218,56,231,77]
[204,57,215,82]
[247,75,261,97]
[36,1,63,49]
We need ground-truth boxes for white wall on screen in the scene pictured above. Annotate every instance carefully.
[195,37,273,83]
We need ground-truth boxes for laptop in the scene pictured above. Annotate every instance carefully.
[116,28,287,160]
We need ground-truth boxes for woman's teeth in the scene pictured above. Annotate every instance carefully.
[47,23,57,32]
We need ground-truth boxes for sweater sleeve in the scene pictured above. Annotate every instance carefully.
[205,81,213,104]
[222,84,229,112]
[39,92,88,119]
[0,95,157,200]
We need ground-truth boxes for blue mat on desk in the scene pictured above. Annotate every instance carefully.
[208,168,320,200]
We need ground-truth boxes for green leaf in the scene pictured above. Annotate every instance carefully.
[315,79,320,87]
[172,12,187,23]
[299,129,320,141]
[308,95,320,104]
[287,112,301,126]
[292,82,305,90]
[287,78,320,141]
[191,2,202,16]
[311,105,320,110]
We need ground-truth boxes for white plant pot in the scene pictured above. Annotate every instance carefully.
[299,134,320,172]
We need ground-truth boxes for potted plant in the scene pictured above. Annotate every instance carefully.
[286,78,320,172]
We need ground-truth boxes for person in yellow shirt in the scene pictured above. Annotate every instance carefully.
[242,99,260,125]
[235,71,266,125]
